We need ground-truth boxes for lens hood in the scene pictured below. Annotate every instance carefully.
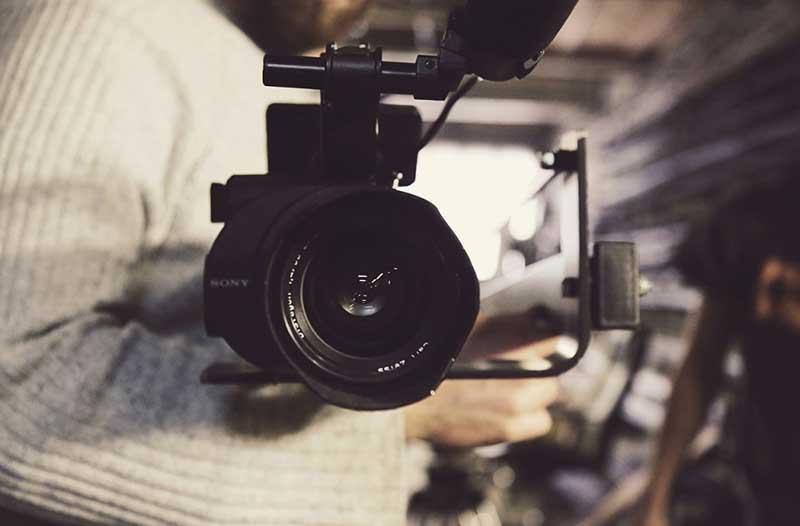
[205,181,479,409]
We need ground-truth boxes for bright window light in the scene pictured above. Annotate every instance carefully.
[508,196,546,242]
[404,142,546,281]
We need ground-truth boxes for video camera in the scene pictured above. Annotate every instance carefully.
[202,0,642,410]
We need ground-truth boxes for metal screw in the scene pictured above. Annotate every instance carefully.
[392,172,404,189]
[639,276,653,297]
[523,50,546,72]
[541,151,556,169]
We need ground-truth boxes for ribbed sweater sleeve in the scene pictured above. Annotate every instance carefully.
[0,2,406,525]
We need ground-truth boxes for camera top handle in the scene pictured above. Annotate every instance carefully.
[260,0,579,185]
[263,44,463,186]
[262,0,581,90]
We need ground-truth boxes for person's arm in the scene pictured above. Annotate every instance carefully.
[0,5,404,525]
[638,297,734,525]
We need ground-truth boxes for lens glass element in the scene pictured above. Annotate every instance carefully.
[335,264,398,318]
[303,231,427,357]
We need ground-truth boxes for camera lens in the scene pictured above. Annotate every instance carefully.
[339,277,388,317]
[334,260,397,318]
[303,231,427,358]
[323,234,405,319]
[261,188,479,404]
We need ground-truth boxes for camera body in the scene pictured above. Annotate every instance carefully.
[204,102,480,410]
[201,8,641,409]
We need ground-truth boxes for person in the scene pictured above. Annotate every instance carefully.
[0,1,557,524]
[638,178,800,526]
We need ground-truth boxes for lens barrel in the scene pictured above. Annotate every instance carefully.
[302,231,424,356]
[206,183,479,409]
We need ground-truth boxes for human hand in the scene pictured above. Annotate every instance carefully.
[403,308,562,447]
[403,377,558,447]
[458,309,561,362]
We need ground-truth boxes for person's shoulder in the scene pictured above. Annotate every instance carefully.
[1,0,259,105]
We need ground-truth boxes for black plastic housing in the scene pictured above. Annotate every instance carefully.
[204,177,480,410]
[266,103,422,186]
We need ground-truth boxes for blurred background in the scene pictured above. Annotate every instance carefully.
[346,1,800,524]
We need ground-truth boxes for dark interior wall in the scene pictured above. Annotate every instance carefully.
[588,0,800,313]
[598,38,800,234]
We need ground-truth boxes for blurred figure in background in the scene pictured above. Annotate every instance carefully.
[639,178,800,526]
[0,1,558,525]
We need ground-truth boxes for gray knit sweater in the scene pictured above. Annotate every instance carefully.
[0,1,406,524]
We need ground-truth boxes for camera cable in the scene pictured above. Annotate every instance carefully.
[418,75,481,151]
